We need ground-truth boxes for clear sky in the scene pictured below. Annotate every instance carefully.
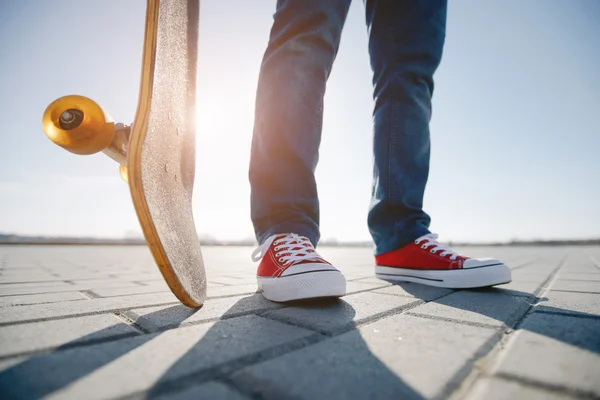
[0,0,598,243]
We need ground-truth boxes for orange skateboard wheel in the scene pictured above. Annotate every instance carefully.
[42,95,115,155]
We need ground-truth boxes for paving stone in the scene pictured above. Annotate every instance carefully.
[90,284,171,298]
[373,282,454,301]
[0,292,181,325]
[510,272,552,283]
[344,280,389,294]
[0,282,142,297]
[207,284,257,298]
[492,313,600,396]
[343,274,374,282]
[134,279,169,286]
[0,357,28,372]
[209,277,257,286]
[0,274,60,284]
[67,278,126,285]
[491,280,544,296]
[0,314,139,358]
[107,273,163,280]
[352,276,392,286]
[0,292,87,307]
[0,315,315,400]
[558,271,600,280]
[231,314,498,399]
[123,294,284,332]
[262,292,420,335]
[408,289,535,328]
[535,291,600,317]
[467,377,579,400]
[551,280,600,294]
[0,281,70,291]
[155,381,248,400]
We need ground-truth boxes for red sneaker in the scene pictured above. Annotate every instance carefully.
[251,233,346,302]
[375,234,511,288]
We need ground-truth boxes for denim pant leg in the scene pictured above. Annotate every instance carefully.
[365,0,447,255]
[250,0,352,246]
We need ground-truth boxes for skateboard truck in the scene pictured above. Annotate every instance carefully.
[42,95,132,182]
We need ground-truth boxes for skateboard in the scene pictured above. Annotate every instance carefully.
[41,0,206,308]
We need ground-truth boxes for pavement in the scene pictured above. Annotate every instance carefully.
[0,244,598,400]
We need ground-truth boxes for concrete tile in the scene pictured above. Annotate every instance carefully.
[492,313,600,396]
[0,315,314,400]
[232,314,498,399]
[373,283,454,301]
[262,292,420,335]
[0,292,88,307]
[124,294,284,332]
[551,280,600,294]
[0,314,139,358]
[467,377,579,400]
[536,291,600,317]
[0,292,180,325]
[155,381,247,400]
[408,289,535,328]
[0,282,142,297]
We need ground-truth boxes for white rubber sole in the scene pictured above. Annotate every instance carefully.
[257,271,347,302]
[375,263,511,289]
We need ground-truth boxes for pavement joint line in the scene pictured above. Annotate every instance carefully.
[119,304,289,333]
[494,372,600,400]
[448,252,568,400]
[259,291,451,337]
[0,301,182,327]
[344,283,392,295]
[0,297,89,308]
[556,278,600,282]
[113,311,151,335]
[79,290,100,299]
[208,281,237,287]
[549,289,600,295]
[0,279,73,285]
[115,331,327,400]
[131,281,153,287]
[439,330,506,400]
[0,284,152,298]
[346,275,384,282]
[507,256,541,271]
[349,276,392,284]
[589,255,600,271]
[262,297,424,336]
[217,377,258,400]
[489,291,537,299]
[404,312,503,331]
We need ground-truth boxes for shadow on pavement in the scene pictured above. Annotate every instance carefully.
[0,283,598,399]
[400,283,600,355]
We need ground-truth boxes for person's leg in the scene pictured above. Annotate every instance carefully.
[249,0,351,302]
[364,0,447,255]
[250,0,352,247]
[366,1,512,289]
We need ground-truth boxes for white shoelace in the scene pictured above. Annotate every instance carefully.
[251,233,321,265]
[415,234,459,260]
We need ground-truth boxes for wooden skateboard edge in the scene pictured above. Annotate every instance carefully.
[127,0,204,309]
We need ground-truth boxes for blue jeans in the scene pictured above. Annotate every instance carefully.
[249,0,447,255]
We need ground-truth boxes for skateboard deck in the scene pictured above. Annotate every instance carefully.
[41,0,206,308]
